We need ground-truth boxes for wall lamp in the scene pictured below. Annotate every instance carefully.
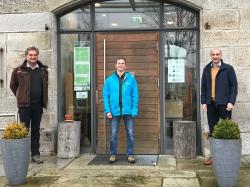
[204,22,211,30]
[45,24,49,31]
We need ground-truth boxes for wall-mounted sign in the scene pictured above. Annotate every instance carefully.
[74,46,90,91]
[168,59,185,83]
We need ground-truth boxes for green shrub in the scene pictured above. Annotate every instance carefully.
[2,122,29,139]
[212,119,240,139]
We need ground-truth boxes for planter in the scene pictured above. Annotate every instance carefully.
[210,138,242,187]
[1,136,30,186]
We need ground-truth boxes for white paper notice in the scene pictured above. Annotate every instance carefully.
[168,59,185,83]
[76,91,88,99]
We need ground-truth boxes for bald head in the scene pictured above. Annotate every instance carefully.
[210,48,222,64]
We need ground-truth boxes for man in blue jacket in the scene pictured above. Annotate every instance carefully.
[103,57,139,164]
[201,48,238,165]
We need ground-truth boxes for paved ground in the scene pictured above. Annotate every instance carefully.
[0,154,250,187]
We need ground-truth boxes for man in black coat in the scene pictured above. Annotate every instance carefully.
[201,48,238,165]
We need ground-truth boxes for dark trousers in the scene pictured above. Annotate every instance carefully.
[207,101,231,135]
[19,103,43,157]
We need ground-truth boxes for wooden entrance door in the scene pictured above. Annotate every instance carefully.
[96,32,160,154]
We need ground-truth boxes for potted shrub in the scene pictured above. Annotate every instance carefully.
[1,122,30,186]
[210,119,241,187]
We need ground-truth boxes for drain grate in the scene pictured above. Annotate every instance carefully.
[88,155,158,166]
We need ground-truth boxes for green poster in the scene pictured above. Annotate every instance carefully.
[75,47,89,61]
[74,46,90,89]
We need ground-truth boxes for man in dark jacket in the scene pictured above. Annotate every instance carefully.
[10,46,48,164]
[201,48,238,165]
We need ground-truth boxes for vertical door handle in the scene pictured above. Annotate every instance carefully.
[103,38,107,151]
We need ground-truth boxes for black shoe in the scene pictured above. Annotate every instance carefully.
[31,155,44,164]
[128,155,136,163]
[108,155,116,163]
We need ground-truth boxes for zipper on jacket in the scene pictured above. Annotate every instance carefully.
[28,68,31,107]
[214,67,225,104]
[121,74,128,116]
[117,74,123,116]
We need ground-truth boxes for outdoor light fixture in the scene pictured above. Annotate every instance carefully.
[204,22,211,30]
[111,23,118,26]
[45,24,49,31]
[95,3,101,7]
[167,21,174,25]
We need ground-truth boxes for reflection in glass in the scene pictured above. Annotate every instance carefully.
[164,31,197,154]
[95,0,159,29]
[164,4,197,28]
[60,34,92,152]
[60,6,91,30]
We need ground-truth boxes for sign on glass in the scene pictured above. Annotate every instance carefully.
[168,59,185,83]
[74,46,90,91]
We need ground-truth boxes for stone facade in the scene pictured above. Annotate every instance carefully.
[200,0,250,155]
[0,0,250,155]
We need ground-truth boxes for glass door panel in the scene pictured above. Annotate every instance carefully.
[163,31,198,154]
[60,33,92,152]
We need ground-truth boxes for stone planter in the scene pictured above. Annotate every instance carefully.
[1,136,30,186]
[210,138,242,187]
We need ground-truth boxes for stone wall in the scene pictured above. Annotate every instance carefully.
[0,0,56,155]
[200,0,250,155]
[0,0,250,155]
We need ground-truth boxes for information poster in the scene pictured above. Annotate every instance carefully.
[168,59,185,83]
[74,46,90,91]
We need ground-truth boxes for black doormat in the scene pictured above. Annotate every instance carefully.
[88,155,158,166]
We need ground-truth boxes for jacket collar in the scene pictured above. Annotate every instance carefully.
[208,59,227,70]
[112,71,130,79]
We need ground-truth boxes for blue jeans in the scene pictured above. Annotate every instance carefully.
[109,115,134,156]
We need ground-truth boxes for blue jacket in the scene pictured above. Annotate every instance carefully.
[103,71,139,117]
[201,60,238,105]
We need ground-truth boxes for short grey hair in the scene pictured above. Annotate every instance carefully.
[25,46,39,56]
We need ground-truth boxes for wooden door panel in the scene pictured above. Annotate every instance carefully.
[96,32,160,154]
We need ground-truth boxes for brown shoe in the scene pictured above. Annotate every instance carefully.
[204,157,212,165]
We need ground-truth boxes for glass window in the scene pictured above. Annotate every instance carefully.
[95,0,160,29]
[60,5,91,30]
[164,4,197,28]
[164,31,198,154]
[60,34,92,150]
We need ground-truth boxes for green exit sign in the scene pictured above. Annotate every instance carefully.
[131,16,143,23]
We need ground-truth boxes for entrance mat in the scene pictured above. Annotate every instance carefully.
[88,155,158,166]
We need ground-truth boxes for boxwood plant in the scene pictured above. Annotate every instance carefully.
[212,119,240,139]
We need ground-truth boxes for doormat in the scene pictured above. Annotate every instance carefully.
[88,155,158,166]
